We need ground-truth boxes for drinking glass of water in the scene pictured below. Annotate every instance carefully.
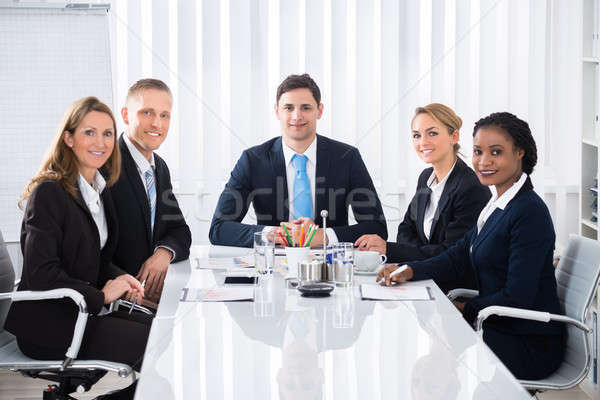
[333,242,354,286]
[254,231,275,275]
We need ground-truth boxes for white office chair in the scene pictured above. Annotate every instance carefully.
[448,234,600,392]
[0,229,140,399]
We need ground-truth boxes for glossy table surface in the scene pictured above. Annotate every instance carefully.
[135,246,531,400]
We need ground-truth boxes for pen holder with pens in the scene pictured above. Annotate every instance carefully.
[280,222,319,278]
[284,246,311,278]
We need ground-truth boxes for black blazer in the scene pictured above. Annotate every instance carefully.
[6,179,125,344]
[387,158,491,263]
[410,178,563,336]
[110,136,192,276]
[209,134,388,247]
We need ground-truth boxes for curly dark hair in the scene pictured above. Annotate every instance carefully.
[472,112,537,175]
[276,73,321,105]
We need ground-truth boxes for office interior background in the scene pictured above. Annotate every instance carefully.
[0,0,585,254]
[0,0,597,398]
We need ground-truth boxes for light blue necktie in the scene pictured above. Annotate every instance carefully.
[292,154,312,219]
[144,167,156,234]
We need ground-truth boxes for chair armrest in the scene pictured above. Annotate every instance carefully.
[111,299,154,315]
[0,288,89,370]
[476,305,591,333]
[447,288,479,301]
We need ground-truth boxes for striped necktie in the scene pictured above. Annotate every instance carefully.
[144,167,156,234]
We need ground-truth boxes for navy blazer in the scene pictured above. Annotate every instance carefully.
[410,178,563,336]
[387,157,491,263]
[110,136,192,276]
[209,135,387,247]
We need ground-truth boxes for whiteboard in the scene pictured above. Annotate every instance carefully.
[0,4,112,241]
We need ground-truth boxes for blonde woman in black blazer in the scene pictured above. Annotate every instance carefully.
[5,97,148,399]
[355,104,490,291]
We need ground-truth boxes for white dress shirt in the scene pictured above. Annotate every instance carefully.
[78,172,108,249]
[476,173,528,233]
[124,133,156,195]
[422,161,456,241]
[123,133,175,259]
[274,136,338,244]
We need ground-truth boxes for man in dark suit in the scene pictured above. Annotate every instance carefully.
[111,79,191,301]
[209,74,387,247]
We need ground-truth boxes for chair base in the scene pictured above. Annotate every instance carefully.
[22,369,106,399]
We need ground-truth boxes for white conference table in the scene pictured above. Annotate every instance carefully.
[135,245,531,400]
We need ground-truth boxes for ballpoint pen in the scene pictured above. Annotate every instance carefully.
[377,264,408,285]
[129,279,146,314]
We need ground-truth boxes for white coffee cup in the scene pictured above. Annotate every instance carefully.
[354,251,387,272]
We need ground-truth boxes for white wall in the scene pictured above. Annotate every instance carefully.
[106,0,580,247]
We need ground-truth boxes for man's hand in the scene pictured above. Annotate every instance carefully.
[452,300,465,313]
[279,218,323,247]
[292,217,325,247]
[279,222,297,245]
[354,234,386,255]
[292,217,315,226]
[136,247,172,299]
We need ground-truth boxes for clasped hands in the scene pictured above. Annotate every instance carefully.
[274,217,325,247]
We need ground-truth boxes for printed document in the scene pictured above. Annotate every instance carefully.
[360,284,432,301]
[180,287,254,302]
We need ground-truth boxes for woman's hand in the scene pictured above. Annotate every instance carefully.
[376,264,414,286]
[101,274,145,304]
[354,234,386,255]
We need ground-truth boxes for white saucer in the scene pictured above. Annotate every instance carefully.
[354,269,379,276]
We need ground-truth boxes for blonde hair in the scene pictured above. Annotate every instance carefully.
[412,103,462,154]
[19,96,121,208]
[126,78,172,104]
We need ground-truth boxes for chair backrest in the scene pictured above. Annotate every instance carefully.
[0,230,15,333]
[552,234,600,387]
[556,234,600,322]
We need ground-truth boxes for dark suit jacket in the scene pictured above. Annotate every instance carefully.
[110,135,191,276]
[6,179,125,345]
[209,135,387,247]
[410,178,563,336]
[387,158,491,263]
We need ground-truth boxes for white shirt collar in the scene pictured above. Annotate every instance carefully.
[492,172,528,210]
[282,135,317,168]
[476,173,528,234]
[78,172,106,211]
[124,133,155,173]
[426,160,457,192]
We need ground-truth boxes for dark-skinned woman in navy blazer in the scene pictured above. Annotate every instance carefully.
[5,97,150,399]
[355,104,490,292]
[377,112,564,380]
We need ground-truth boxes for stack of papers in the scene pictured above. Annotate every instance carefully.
[360,284,432,301]
[180,287,254,302]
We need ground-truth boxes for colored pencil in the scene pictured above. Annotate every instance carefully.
[282,224,294,247]
[278,231,289,247]
[304,225,314,247]
[300,225,304,247]
[305,225,317,247]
